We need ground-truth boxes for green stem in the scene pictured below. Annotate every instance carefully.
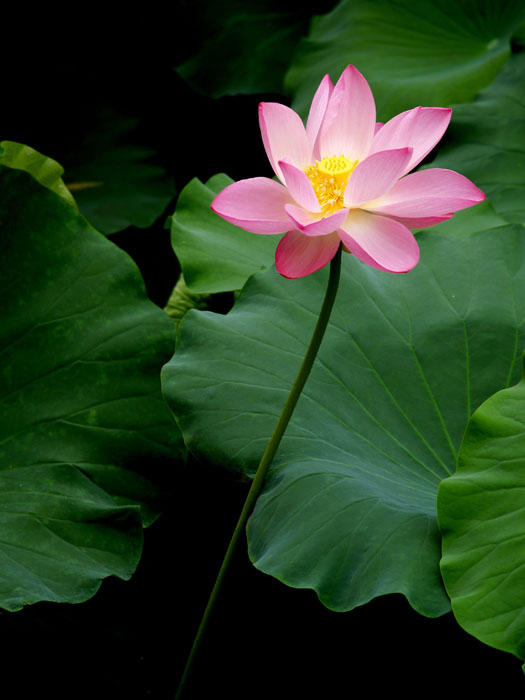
[175,245,343,698]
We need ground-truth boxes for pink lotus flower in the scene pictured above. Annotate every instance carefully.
[211,66,485,279]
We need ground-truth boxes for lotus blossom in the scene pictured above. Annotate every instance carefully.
[211,65,485,278]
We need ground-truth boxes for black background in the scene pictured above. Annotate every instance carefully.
[3,21,525,699]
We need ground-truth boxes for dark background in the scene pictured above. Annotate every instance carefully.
[3,26,524,699]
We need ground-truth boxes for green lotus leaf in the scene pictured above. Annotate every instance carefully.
[170,174,277,293]
[63,110,174,235]
[0,465,143,612]
[430,53,525,225]
[0,164,182,609]
[438,355,525,660]
[163,220,524,617]
[175,0,317,97]
[0,141,76,208]
[426,200,506,238]
[66,146,174,235]
[286,0,525,121]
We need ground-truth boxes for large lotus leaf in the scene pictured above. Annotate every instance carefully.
[0,141,76,209]
[175,0,322,97]
[430,53,525,225]
[0,465,142,611]
[63,110,174,235]
[427,201,506,238]
[66,145,174,235]
[163,222,525,617]
[286,0,525,121]
[438,357,525,660]
[0,165,182,609]
[170,174,277,293]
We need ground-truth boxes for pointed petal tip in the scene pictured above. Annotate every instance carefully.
[321,63,376,161]
[434,106,452,123]
[370,106,453,175]
[340,64,370,85]
[367,168,486,219]
[424,105,452,120]
[259,102,311,179]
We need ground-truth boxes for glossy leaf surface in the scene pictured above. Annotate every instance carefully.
[286,0,525,120]
[66,146,174,235]
[176,0,321,97]
[63,111,174,235]
[170,174,277,292]
[430,53,525,224]
[439,357,525,659]
[0,141,76,208]
[163,221,525,617]
[0,165,181,609]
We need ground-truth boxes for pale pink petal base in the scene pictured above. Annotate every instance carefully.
[279,159,321,212]
[344,147,413,208]
[276,230,340,278]
[338,210,419,273]
[211,177,293,234]
[285,204,349,236]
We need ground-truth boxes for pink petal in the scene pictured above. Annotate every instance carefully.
[320,65,376,162]
[259,102,311,182]
[275,230,340,278]
[387,213,454,229]
[365,168,485,218]
[374,122,384,135]
[211,177,294,234]
[279,159,321,212]
[306,74,334,161]
[369,106,452,176]
[338,210,419,273]
[344,147,413,208]
[285,204,349,236]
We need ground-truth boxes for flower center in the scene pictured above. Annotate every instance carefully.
[304,155,358,214]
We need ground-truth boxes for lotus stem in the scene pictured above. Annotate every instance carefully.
[175,244,343,698]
